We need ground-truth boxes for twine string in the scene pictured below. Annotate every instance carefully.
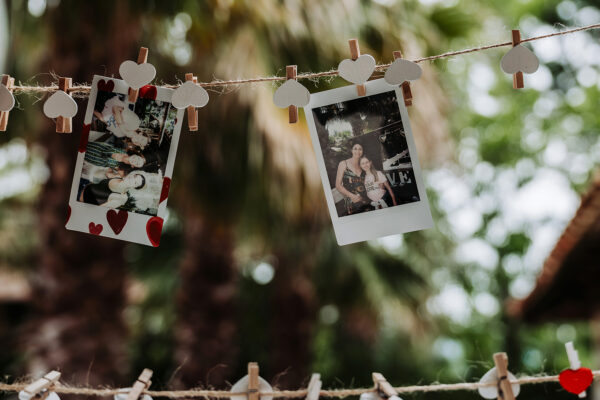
[5,23,600,97]
[0,371,598,398]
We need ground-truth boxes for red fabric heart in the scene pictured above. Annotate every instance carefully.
[559,368,593,394]
[97,79,114,92]
[65,205,71,225]
[79,124,90,153]
[106,209,128,235]
[160,177,171,203]
[88,222,103,235]
[146,217,163,247]
[139,85,157,100]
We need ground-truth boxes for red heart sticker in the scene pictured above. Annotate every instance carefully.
[160,177,171,203]
[97,79,114,92]
[559,368,593,395]
[65,205,71,225]
[89,222,103,235]
[146,216,163,247]
[106,209,128,235]
[79,124,90,153]
[139,85,157,100]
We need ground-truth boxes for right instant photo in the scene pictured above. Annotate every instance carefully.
[304,79,433,245]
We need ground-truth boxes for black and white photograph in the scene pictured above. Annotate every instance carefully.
[304,79,433,245]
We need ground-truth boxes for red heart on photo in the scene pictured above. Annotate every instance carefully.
[160,177,171,203]
[559,368,593,394]
[65,205,71,225]
[146,216,163,247]
[79,124,90,153]
[97,79,114,92]
[139,85,157,100]
[106,209,128,235]
[88,222,103,235]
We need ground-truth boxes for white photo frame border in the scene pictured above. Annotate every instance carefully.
[65,75,185,247]
[303,78,434,245]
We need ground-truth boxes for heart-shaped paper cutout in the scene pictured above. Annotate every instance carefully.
[559,368,593,395]
[139,85,157,100]
[97,79,115,92]
[107,209,128,235]
[229,375,273,400]
[19,391,61,400]
[501,45,539,74]
[43,91,78,119]
[358,393,380,400]
[119,60,156,90]
[338,54,376,84]
[273,80,311,108]
[384,58,423,85]
[114,388,152,400]
[0,83,15,112]
[160,177,171,203]
[65,205,71,225]
[89,222,103,235]
[79,124,90,153]
[172,81,209,109]
[146,216,163,247]
[478,367,520,399]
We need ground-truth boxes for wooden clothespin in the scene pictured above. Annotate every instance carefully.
[286,65,299,123]
[56,77,73,133]
[19,371,61,400]
[185,73,198,131]
[128,47,149,103]
[392,51,413,107]
[372,373,401,400]
[0,74,15,131]
[248,362,260,400]
[493,353,516,400]
[348,39,366,97]
[511,30,524,89]
[125,369,153,400]
[306,373,322,400]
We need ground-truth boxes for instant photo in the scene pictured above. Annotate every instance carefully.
[304,79,433,245]
[66,75,184,246]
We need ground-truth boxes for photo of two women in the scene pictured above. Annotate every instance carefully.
[313,91,421,218]
[76,87,178,216]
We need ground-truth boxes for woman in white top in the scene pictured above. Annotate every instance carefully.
[359,156,397,209]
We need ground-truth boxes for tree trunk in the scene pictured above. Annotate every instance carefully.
[26,1,142,388]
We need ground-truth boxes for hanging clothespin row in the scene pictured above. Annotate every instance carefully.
[478,353,520,400]
[171,73,209,130]
[559,342,593,397]
[229,362,273,400]
[305,373,322,400]
[372,373,402,400]
[114,369,153,400]
[0,74,15,131]
[18,370,61,400]
[500,30,539,89]
[43,77,78,133]
[272,65,310,124]
[119,47,157,103]
[338,39,375,97]
[383,51,422,107]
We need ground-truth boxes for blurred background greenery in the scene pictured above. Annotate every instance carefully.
[0,0,599,399]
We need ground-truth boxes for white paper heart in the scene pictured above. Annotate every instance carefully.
[273,80,310,108]
[338,54,376,84]
[229,375,273,400]
[19,391,60,400]
[359,392,381,400]
[119,60,157,90]
[171,81,209,109]
[43,91,78,118]
[478,367,520,399]
[500,45,539,74]
[114,388,152,400]
[0,83,15,112]
[384,58,422,86]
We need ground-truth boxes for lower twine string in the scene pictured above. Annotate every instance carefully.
[1,371,599,398]
[7,22,600,96]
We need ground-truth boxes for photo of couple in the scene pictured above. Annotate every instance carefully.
[312,90,420,218]
[77,87,178,216]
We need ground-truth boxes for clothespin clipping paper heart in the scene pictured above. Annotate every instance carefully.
[500,45,539,75]
[172,81,209,109]
[384,58,422,86]
[0,82,15,112]
[229,374,274,400]
[273,80,310,108]
[478,367,520,399]
[338,54,376,84]
[119,60,157,90]
[43,91,78,118]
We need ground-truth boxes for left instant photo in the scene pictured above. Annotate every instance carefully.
[65,76,184,246]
